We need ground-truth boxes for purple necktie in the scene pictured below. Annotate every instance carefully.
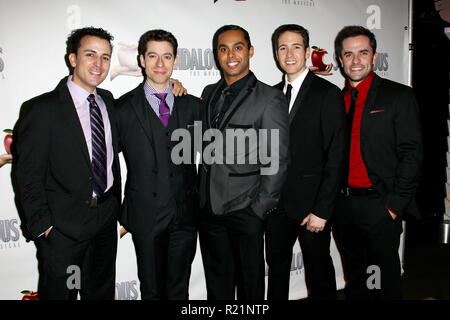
[154,93,170,127]
[87,94,107,197]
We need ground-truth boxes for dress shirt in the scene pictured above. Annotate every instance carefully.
[66,75,114,195]
[344,71,374,188]
[143,81,175,116]
[283,68,309,113]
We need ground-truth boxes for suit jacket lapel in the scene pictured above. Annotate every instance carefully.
[219,73,257,131]
[205,79,225,130]
[361,73,381,132]
[99,89,117,154]
[288,71,314,124]
[130,83,155,147]
[56,78,91,168]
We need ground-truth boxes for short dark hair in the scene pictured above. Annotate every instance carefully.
[271,24,310,55]
[137,29,178,78]
[212,25,252,60]
[65,27,114,74]
[334,25,377,60]
[138,29,178,57]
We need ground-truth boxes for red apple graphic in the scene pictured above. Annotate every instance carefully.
[21,290,39,300]
[3,129,12,154]
[311,46,329,71]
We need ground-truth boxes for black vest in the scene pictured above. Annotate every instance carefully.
[147,105,185,208]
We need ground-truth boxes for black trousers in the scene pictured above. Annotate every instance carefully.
[265,211,337,300]
[132,204,197,300]
[199,207,265,300]
[334,192,403,300]
[36,195,119,300]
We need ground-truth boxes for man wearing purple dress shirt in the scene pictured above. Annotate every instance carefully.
[116,29,202,299]
[13,27,121,300]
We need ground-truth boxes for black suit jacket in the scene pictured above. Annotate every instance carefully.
[353,73,423,219]
[199,72,290,218]
[13,77,121,240]
[115,83,202,234]
[275,71,347,222]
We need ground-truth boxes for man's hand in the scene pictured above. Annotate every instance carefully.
[44,227,52,238]
[309,63,334,76]
[0,153,12,168]
[170,78,187,96]
[119,227,128,238]
[387,208,397,220]
[301,213,327,233]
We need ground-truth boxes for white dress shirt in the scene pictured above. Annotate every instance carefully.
[283,68,309,113]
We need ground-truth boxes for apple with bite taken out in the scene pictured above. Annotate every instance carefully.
[311,46,329,71]
[3,129,12,154]
[21,290,39,300]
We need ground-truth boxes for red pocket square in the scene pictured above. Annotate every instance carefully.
[369,109,385,114]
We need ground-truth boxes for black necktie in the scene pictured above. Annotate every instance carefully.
[87,94,107,197]
[344,88,359,186]
[347,88,359,131]
[285,84,293,107]
[211,87,231,129]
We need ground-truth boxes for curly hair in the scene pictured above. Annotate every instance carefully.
[64,27,114,74]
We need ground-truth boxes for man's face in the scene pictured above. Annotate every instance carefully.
[339,35,378,87]
[217,29,254,85]
[276,31,310,82]
[69,35,111,93]
[139,40,177,91]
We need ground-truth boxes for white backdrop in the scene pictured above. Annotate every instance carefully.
[0,0,411,300]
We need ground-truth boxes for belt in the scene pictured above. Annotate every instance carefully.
[341,187,378,197]
[88,188,114,207]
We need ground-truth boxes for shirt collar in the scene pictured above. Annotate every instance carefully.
[144,81,174,104]
[345,71,374,98]
[144,81,173,95]
[223,71,253,95]
[66,75,99,109]
[284,68,309,93]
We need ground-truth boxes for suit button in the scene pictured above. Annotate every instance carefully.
[153,192,157,197]
[166,132,170,136]
[88,176,93,181]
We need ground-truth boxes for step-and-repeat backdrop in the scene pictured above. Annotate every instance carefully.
[0,0,410,300]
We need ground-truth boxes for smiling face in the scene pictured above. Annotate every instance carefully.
[69,35,111,93]
[276,31,310,82]
[216,29,254,85]
[339,35,378,87]
[139,40,177,92]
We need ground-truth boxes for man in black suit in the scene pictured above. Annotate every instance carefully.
[198,25,289,300]
[333,26,423,300]
[13,27,121,300]
[115,29,202,300]
[265,24,347,300]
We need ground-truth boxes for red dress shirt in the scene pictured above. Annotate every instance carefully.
[344,71,374,188]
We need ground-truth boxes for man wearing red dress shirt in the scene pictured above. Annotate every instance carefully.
[333,26,423,300]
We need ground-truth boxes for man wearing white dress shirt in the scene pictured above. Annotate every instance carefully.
[265,24,347,300]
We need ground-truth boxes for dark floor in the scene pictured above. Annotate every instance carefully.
[336,218,450,300]
[401,219,450,300]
